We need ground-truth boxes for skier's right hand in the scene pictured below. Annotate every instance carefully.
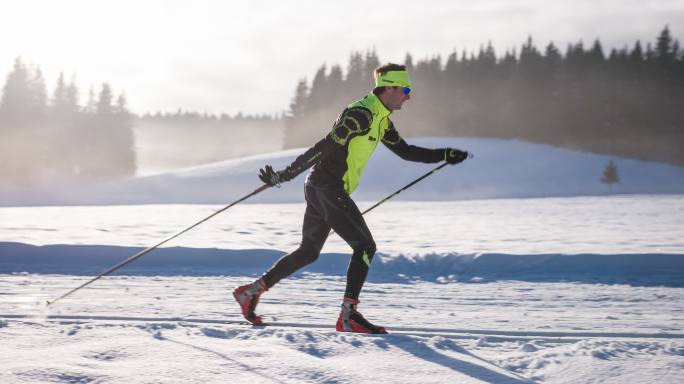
[259,165,289,187]
[444,148,469,165]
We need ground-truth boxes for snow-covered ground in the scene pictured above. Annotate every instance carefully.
[2,138,684,205]
[2,138,684,383]
[2,274,684,384]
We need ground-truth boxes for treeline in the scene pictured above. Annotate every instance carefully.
[284,27,684,165]
[137,111,283,172]
[0,58,135,187]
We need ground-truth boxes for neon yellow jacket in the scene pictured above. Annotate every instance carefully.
[283,93,445,194]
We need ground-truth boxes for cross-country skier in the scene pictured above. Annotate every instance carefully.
[233,63,469,334]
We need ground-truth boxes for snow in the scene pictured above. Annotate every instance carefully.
[2,275,684,383]
[2,137,684,205]
[1,137,684,383]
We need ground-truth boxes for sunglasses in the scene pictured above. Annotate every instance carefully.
[402,87,411,95]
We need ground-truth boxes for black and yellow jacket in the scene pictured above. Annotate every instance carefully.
[282,92,445,194]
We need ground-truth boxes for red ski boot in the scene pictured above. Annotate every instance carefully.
[336,297,387,334]
[233,278,268,325]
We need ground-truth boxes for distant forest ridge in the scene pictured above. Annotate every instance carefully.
[284,26,684,166]
[1,26,682,188]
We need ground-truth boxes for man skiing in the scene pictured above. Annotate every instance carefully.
[233,63,469,334]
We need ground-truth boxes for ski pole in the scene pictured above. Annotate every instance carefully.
[360,161,449,216]
[46,184,271,306]
[360,152,473,215]
[326,158,467,239]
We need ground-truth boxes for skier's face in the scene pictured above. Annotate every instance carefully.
[382,86,411,111]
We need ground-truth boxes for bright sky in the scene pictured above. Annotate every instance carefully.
[1,0,682,116]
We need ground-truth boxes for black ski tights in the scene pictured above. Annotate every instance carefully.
[261,183,375,299]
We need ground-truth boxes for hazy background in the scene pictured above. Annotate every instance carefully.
[2,0,683,115]
[1,0,683,186]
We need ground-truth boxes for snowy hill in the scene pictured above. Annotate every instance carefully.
[3,137,684,206]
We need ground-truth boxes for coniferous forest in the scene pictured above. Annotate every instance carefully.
[284,27,684,165]
[1,27,682,188]
[0,60,282,186]
[0,58,135,187]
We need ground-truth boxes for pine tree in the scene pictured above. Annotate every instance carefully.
[588,39,605,65]
[65,76,79,112]
[50,72,82,180]
[52,72,68,113]
[345,52,365,96]
[364,49,380,86]
[114,93,128,114]
[307,65,328,112]
[96,83,113,115]
[283,78,310,148]
[52,73,79,116]
[629,40,644,63]
[29,67,48,120]
[112,92,136,177]
[655,25,675,64]
[327,64,344,105]
[545,42,562,67]
[519,36,544,80]
[479,41,497,71]
[288,78,309,122]
[601,160,620,186]
[404,53,414,72]
[84,83,116,180]
[0,57,47,122]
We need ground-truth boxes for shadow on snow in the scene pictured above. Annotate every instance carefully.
[1,242,683,287]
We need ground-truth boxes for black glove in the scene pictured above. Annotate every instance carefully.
[444,148,468,164]
[258,165,292,186]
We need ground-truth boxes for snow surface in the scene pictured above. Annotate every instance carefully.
[2,138,684,383]
[2,275,684,383]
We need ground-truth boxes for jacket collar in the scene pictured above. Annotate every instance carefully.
[366,92,392,118]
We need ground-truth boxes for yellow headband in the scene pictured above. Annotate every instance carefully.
[375,70,412,89]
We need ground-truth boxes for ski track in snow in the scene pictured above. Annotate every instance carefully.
[2,274,684,383]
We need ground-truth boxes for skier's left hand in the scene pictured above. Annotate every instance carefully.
[259,165,284,186]
[259,165,296,186]
[444,148,469,164]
